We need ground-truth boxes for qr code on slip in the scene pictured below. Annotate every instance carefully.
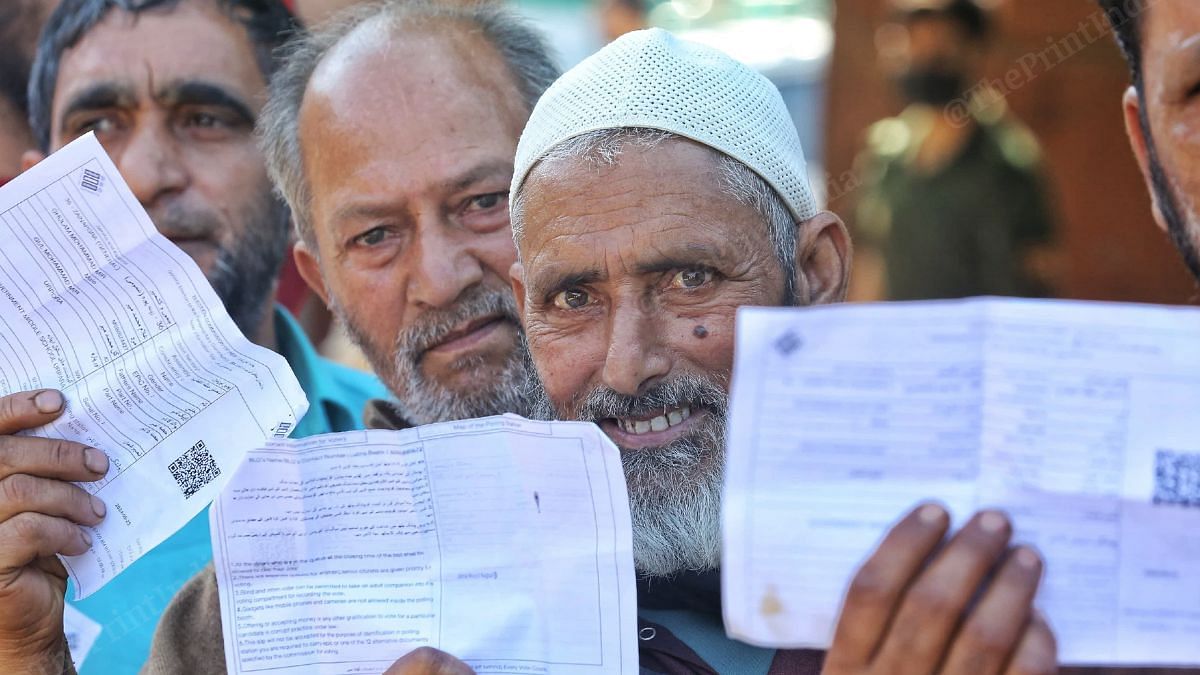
[168,440,220,499]
[1153,450,1200,508]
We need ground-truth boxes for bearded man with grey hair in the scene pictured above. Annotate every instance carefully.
[268,0,558,429]
[503,29,1058,675]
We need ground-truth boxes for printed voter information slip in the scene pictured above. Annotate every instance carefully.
[722,298,1200,667]
[0,133,308,599]
[210,415,638,675]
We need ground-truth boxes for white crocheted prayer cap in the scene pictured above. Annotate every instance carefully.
[511,27,818,222]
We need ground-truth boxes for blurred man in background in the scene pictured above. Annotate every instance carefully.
[854,0,1057,301]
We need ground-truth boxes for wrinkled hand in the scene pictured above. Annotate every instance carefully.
[823,504,1057,675]
[382,648,475,675]
[0,390,109,670]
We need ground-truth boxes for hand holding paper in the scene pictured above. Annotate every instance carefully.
[722,298,1200,667]
[820,505,1056,675]
[0,134,307,667]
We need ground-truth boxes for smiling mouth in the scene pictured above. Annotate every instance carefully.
[596,402,709,451]
[613,404,693,435]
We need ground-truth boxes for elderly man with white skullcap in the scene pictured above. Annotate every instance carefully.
[504,28,1058,675]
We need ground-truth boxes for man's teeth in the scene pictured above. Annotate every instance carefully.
[617,406,691,435]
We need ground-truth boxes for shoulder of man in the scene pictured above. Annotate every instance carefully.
[315,354,390,406]
[862,115,914,162]
[141,564,225,675]
[981,114,1044,174]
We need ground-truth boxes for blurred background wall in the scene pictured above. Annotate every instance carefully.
[33,0,1183,367]
[518,0,1199,304]
[826,0,1198,303]
[303,0,1200,366]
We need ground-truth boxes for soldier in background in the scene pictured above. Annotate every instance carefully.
[853,0,1058,301]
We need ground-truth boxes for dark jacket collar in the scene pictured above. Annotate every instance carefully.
[637,569,722,616]
[362,399,414,431]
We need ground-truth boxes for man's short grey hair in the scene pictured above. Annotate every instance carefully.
[510,128,799,302]
[260,0,560,247]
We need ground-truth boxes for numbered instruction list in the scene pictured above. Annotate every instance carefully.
[210,416,638,675]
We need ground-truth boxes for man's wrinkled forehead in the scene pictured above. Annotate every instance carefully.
[296,17,530,215]
[516,138,769,294]
[52,1,267,115]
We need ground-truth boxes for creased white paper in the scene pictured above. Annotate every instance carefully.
[0,133,308,599]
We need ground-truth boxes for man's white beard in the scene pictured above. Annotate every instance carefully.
[529,369,728,578]
[331,284,535,425]
[621,413,725,577]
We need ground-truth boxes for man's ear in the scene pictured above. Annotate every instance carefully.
[1123,86,1169,235]
[793,211,852,305]
[293,240,332,307]
[509,260,527,320]
[20,149,45,173]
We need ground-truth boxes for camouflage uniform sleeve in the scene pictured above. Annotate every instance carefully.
[852,117,909,250]
[971,195,1026,297]
[996,119,1056,246]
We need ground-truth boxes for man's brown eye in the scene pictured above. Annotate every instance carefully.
[468,192,506,211]
[553,289,590,309]
[671,269,712,289]
[355,228,387,246]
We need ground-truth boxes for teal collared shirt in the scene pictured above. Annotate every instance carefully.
[67,307,388,674]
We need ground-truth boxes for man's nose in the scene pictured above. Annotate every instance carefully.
[407,217,485,310]
[601,299,671,396]
[114,124,188,208]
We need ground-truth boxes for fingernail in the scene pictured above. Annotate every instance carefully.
[91,496,107,519]
[979,510,1009,533]
[918,503,947,524]
[1014,547,1040,569]
[34,390,64,414]
[84,448,109,474]
[79,527,93,548]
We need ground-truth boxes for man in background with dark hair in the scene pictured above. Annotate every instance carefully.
[854,0,1058,301]
[0,1,386,672]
